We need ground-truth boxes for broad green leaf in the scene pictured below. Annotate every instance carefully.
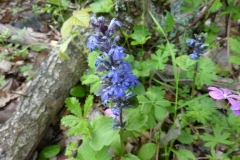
[81,74,101,84]
[132,60,151,77]
[83,95,94,118]
[30,44,48,51]
[132,82,145,95]
[154,105,167,122]
[138,143,157,160]
[177,128,193,144]
[209,0,222,13]
[61,10,90,38]
[121,153,140,160]
[65,141,77,158]
[72,10,91,27]
[164,11,174,32]
[65,97,82,118]
[58,34,77,60]
[90,0,114,13]
[70,86,86,97]
[125,109,148,131]
[229,37,240,54]
[90,116,119,151]
[173,149,196,160]
[87,50,101,69]
[229,56,240,65]
[130,25,152,45]
[39,145,60,159]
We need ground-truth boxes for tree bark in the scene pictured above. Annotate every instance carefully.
[0,38,87,160]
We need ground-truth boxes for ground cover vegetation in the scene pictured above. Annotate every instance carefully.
[1,0,240,159]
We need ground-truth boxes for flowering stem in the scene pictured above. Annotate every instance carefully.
[119,106,125,156]
[191,62,198,98]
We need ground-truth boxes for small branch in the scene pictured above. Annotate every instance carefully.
[169,0,216,42]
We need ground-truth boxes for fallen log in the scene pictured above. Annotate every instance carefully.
[0,23,48,46]
[0,37,87,160]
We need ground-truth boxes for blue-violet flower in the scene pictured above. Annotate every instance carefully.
[187,34,207,60]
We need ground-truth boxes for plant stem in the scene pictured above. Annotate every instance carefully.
[191,62,198,98]
[119,106,125,156]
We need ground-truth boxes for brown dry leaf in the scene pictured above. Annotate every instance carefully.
[36,50,48,68]
[0,90,21,108]
[1,78,19,93]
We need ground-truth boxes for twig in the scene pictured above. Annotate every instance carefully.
[169,0,216,42]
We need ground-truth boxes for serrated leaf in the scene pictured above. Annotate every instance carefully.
[138,143,157,160]
[125,109,148,131]
[39,145,60,159]
[70,86,86,97]
[229,37,240,54]
[154,105,167,122]
[173,149,196,160]
[130,25,152,45]
[61,115,81,127]
[67,119,90,136]
[150,48,169,70]
[176,55,196,71]
[84,95,94,118]
[90,116,119,151]
[65,97,82,118]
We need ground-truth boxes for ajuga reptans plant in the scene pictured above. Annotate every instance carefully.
[87,16,139,128]
[188,33,207,60]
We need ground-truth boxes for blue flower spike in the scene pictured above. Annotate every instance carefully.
[87,16,139,129]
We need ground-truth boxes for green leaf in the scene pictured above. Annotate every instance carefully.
[130,25,152,45]
[132,60,151,77]
[39,145,60,159]
[11,27,26,40]
[30,44,48,51]
[121,153,140,160]
[61,115,81,128]
[229,37,240,54]
[58,34,77,60]
[70,86,86,97]
[88,50,101,69]
[90,0,114,13]
[201,124,233,148]
[209,0,222,13]
[65,97,82,118]
[61,9,90,38]
[173,149,196,160]
[180,0,202,12]
[125,109,148,131]
[164,11,174,32]
[229,56,240,65]
[194,57,217,88]
[65,141,77,158]
[154,105,167,122]
[138,143,157,160]
[81,74,101,84]
[150,47,169,70]
[90,116,119,151]
[83,95,94,118]
[0,75,6,87]
[176,55,196,71]
[177,128,193,144]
